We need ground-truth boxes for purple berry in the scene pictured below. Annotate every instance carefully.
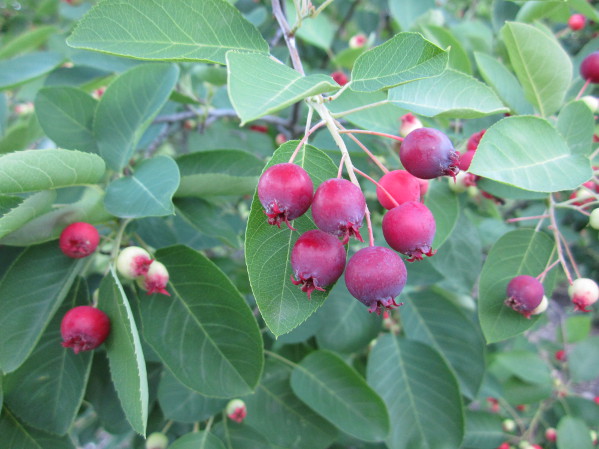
[400,128,459,179]
[311,178,365,244]
[345,246,407,314]
[290,229,346,298]
[505,275,544,319]
[382,201,436,262]
[580,51,599,84]
[257,163,313,230]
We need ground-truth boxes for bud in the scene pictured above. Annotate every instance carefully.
[399,113,423,137]
[146,432,169,449]
[226,399,247,423]
[91,86,106,100]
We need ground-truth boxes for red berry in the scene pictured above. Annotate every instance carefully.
[331,71,349,86]
[376,170,421,210]
[290,230,346,298]
[505,275,544,319]
[311,178,365,244]
[257,163,313,230]
[226,399,247,423]
[594,396,599,405]
[382,201,436,262]
[250,124,269,133]
[580,51,599,84]
[496,444,510,449]
[458,150,476,171]
[545,427,557,442]
[555,349,566,362]
[61,306,110,354]
[59,222,100,258]
[400,128,459,179]
[568,13,586,31]
[467,129,486,151]
[345,246,407,314]
[137,261,170,296]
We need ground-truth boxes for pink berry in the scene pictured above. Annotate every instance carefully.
[59,222,100,259]
[399,113,423,137]
[275,133,287,146]
[545,427,557,442]
[487,397,500,413]
[418,178,429,196]
[349,33,367,49]
[250,124,269,133]
[226,399,247,423]
[505,275,544,319]
[311,178,365,244]
[345,246,407,314]
[568,13,586,31]
[458,150,476,171]
[595,396,599,405]
[555,349,566,362]
[382,201,436,262]
[290,229,346,299]
[116,246,154,279]
[376,170,421,210]
[467,129,486,151]
[331,71,349,86]
[568,278,599,312]
[61,306,110,354]
[257,163,314,230]
[137,261,170,296]
[496,444,510,449]
[400,128,459,179]
[580,51,599,84]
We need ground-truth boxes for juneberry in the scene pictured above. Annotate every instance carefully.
[59,222,100,259]
[400,128,459,179]
[505,275,544,318]
[61,306,110,354]
[382,201,436,261]
[376,170,422,210]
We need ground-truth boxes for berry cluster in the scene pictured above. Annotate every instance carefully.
[116,246,171,296]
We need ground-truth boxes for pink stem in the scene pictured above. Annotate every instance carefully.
[575,78,591,101]
[353,167,399,208]
[364,205,374,247]
[559,231,581,279]
[289,121,325,163]
[340,127,389,174]
[507,214,550,223]
[337,154,346,178]
[549,195,573,285]
[537,259,560,282]
[339,129,404,142]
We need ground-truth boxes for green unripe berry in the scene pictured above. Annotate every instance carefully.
[590,209,599,230]
[146,432,168,449]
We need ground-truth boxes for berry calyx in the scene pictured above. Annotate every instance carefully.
[568,13,586,31]
[400,128,459,179]
[568,278,599,312]
[61,306,111,354]
[226,399,247,423]
[331,71,349,86]
[382,201,436,262]
[290,230,346,299]
[345,246,407,314]
[399,113,423,137]
[137,261,170,296]
[116,246,154,279]
[257,163,314,230]
[311,178,365,244]
[59,222,100,259]
[580,51,599,84]
[505,275,544,318]
[145,432,169,449]
[376,170,421,210]
[589,209,599,230]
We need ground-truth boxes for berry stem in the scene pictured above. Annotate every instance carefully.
[558,231,582,279]
[339,129,404,142]
[506,214,550,223]
[272,0,305,75]
[353,167,399,208]
[549,195,573,285]
[337,153,346,178]
[288,119,325,163]
[336,122,389,174]
[364,204,375,247]
[536,257,560,283]
[105,218,132,277]
[575,78,591,101]
[161,420,174,434]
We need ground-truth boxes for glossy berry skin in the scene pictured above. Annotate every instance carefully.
[376,170,421,210]
[580,51,599,84]
[311,178,365,244]
[505,275,544,319]
[59,222,100,258]
[290,230,346,298]
[61,306,110,354]
[382,201,436,262]
[400,128,459,179]
[345,246,407,314]
[568,13,586,31]
[258,163,313,230]
[331,71,349,86]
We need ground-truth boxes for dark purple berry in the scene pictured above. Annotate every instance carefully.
[382,201,436,262]
[257,163,313,230]
[290,229,346,299]
[505,275,544,319]
[345,246,407,314]
[311,178,365,244]
[400,128,459,179]
[580,51,599,83]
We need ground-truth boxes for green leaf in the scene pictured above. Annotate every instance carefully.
[569,336,599,382]
[291,350,389,442]
[501,22,572,117]
[226,52,338,125]
[94,63,179,170]
[557,416,594,449]
[389,0,436,30]
[169,432,226,449]
[515,1,568,23]
[35,87,98,153]
[97,268,148,436]
[0,242,83,373]
[424,180,459,249]
[286,0,336,50]
[0,51,64,90]
[0,26,57,59]
[492,350,552,384]
[462,411,505,449]
[4,278,92,435]
[388,69,508,118]
[564,315,592,343]
[478,230,555,343]
[245,142,338,336]
[367,336,464,449]
[0,116,44,155]
[104,156,180,218]
[402,289,485,399]
[351,32,448,92]
[475,178,547,200]
[0,191,56,239]
[469,116,592,193]
[0,149,106,195]
[175,198,242,247]
[67,0,268,64]
[473,51,534,115]
[140,245,263,397]
[175,149,262,197]
[557,100,595,156]
[0,408,75,449]
[244,360,338,449]
[570,0,599,22]
[157,369,227,423]
[213,420,271,449]
[418,25,472,74]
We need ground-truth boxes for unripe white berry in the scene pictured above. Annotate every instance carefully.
[399,113,423,137]
[116,246,153,279]
[530,295,549,315]
[568,278,599,312]
[226,399,247,423]
[146,432,168,449]
[581,95,599,113]
[137,261,170,296]
[448,171,469,194]
[590,209,599,230]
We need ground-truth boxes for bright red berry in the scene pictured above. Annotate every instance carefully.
[505,275,544,319]
[137,261,170,296]
[257,163,314,230]
[331,71,349,86]
[568,278,599,312]
[59,222,100,259]
[545,427,557,442]
[311,178,365,244]
[555,349,566,362]
[345,246,407,314]
[250,124,269,133]
[290,229,346,298]
[382,201,436,262]
[580,51,599,83]
[496,444,510,449]
[568,13,586,31]
[61,306,110,354]
[376,170,421,210]
[467,129,486,151]
[400,128,459,179]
